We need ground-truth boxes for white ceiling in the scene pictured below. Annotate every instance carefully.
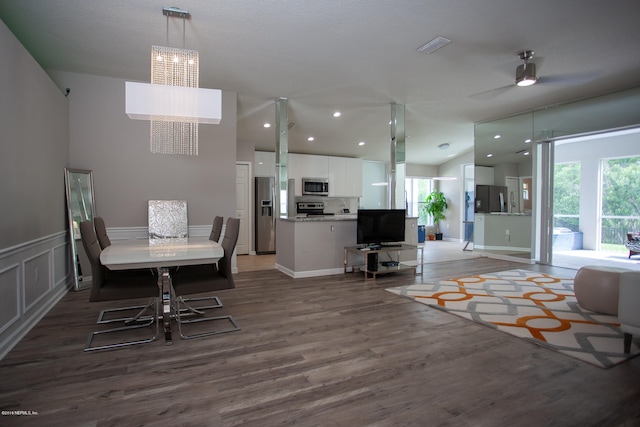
[2,0,640,165]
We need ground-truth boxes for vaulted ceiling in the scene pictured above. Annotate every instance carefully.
[2,0,640,165]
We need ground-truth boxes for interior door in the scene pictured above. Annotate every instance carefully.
[235,162,250,255]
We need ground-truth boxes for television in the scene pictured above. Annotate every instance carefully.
[357,209,406,247]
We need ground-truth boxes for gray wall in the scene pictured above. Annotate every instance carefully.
[0,19,70,360]
[0,20,69,249]
[48,71,238,228]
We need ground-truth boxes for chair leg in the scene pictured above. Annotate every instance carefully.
[96,298,156,324]
[173,297,240,340]
[624,333,632,354]
[84,299,160,352]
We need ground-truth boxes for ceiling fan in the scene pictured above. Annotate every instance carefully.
[469,50,540,99]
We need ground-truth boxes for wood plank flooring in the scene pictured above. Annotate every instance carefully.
[1,257,639,426]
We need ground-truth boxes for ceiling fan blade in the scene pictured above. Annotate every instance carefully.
[468,84,515,100]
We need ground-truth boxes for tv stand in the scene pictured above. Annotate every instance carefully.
[344,244,422,282]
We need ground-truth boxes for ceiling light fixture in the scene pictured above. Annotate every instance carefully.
[358,141,366,146]
[333,111,341,118]
[125,7,222,156]
[307,137,315,142]
[438,143,450,150]
[417,36,452,54]
[494,134,501,139]
[263,123,271,128]
[516,50,538,87]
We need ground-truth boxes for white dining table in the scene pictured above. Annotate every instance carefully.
[100,237,224,344]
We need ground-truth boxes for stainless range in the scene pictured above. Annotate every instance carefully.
[296,202,333,216]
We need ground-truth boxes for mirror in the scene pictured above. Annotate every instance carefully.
[473,86,640,261]
[474,113,534,260]
[64,168,96,291]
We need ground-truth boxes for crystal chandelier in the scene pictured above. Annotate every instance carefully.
[150,45,199,155]
[125,7,222,156]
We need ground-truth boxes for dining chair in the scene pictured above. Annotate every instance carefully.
[93,216,111,249]
[79,220,160,351]
[209,216,224,242]
[171,217,241,339]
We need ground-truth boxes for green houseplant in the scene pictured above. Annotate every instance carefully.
[425,190,448,240]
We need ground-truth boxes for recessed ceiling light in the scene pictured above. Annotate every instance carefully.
[524,151,530,156]
[358,141,366,146]
[263,123,271,128]
[307,136,315,142]
[494,134,501,139]
[524,139,531,143]
[438,143,450,150]
[333,111,341,118]
[487,154,493,158]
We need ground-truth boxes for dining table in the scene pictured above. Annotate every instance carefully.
[100,236,224,344]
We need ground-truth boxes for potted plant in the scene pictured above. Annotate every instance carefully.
[425,190,448,240]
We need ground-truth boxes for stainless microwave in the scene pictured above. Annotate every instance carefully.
[302,178,329,196]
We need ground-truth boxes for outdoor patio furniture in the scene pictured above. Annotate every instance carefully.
[624,232,640,259]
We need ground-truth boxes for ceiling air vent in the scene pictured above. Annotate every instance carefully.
[417,36,451,54]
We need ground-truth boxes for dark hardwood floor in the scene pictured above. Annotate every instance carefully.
[1,257,639,426]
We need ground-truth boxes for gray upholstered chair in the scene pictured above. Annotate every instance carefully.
[171,217,241,338]
[94,216,111,249]
[618,271,640,354]
[209,216,224,242]
[79,220,157,302]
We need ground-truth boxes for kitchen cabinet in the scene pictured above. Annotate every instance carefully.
[254,151,276,177]
[328,157,363,197]
[288,153,329,196]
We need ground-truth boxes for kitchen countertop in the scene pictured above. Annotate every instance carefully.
[279,214,357,222]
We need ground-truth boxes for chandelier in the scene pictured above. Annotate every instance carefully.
[125,7,221,156]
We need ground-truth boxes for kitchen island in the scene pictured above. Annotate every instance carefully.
[276,215,357,278]
[275,215,418,278]
[474,212,532,252]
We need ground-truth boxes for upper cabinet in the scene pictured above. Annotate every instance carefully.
[328,156,363,197]
[255,151,276,177]
[289,153,329,196]
[287,153,362,197]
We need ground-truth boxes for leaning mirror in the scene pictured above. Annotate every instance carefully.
[64,168,96,291]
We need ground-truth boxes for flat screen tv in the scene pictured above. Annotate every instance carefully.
[357,209,406,247]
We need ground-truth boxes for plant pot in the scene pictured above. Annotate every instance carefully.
[428,234,435,241]
[435,233,443,240]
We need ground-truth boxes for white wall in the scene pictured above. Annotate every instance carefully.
[437,151,474,241]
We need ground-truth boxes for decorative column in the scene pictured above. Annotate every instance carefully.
[275,97,289,217]
[390,103,406,209]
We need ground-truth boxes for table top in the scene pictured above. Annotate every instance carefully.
[100,237,224,270]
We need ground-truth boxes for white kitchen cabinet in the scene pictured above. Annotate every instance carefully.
[254,151,276,177]
[288,153,329,196]
[329,156,363,197]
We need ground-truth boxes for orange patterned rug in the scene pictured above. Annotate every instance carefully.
[386,269,639,368]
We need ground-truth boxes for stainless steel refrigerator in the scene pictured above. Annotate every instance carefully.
[255,177,276,254]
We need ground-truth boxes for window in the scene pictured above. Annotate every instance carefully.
[405,177,433,225]
[601,156,640,246]
[553,162,580,232]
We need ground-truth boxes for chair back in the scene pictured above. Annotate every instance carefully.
[94,216,111,249]
[79,220,105,301]
[218,217,240,284]
[209,216,224,242]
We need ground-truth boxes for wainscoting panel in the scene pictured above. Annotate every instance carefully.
[0,264,20,336]
[0,232,71,361]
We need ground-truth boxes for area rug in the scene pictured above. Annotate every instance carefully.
[386,269,639,368]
